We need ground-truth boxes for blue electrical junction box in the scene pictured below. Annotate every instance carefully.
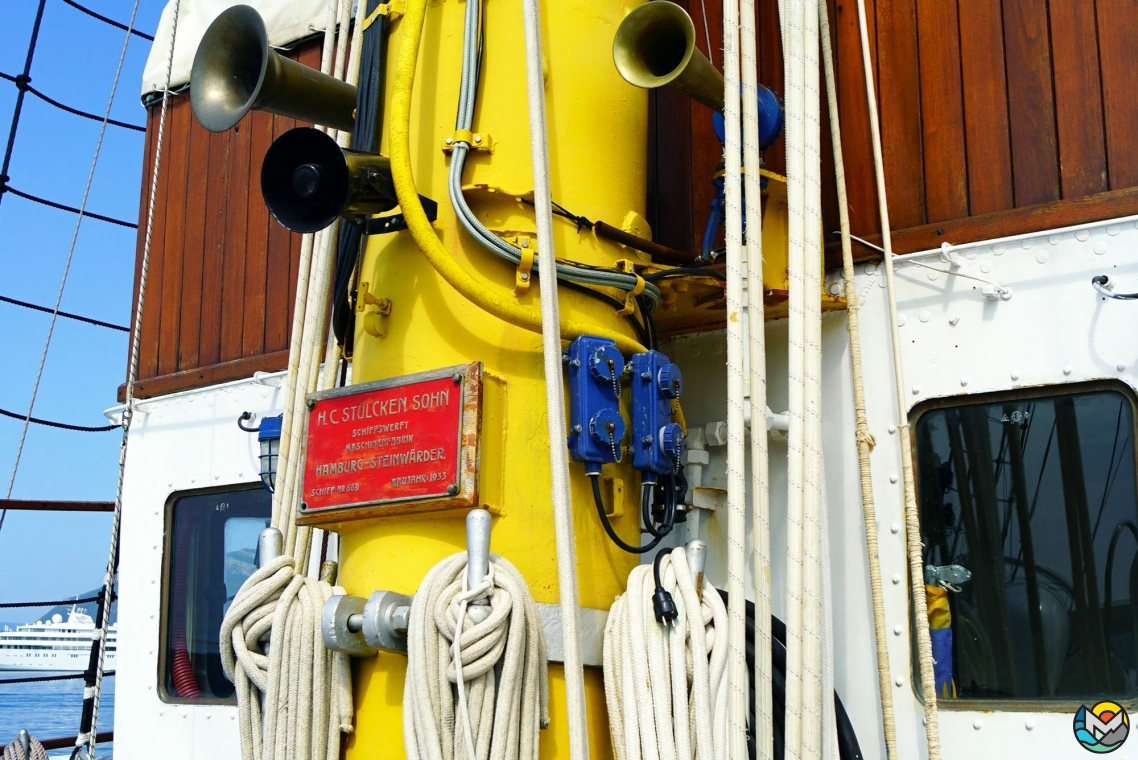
[564,336,626,475]
[629,350,685,481]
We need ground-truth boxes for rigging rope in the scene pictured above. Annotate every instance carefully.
[1,0,141,551]
[0,71,145,132]
[403,552,549,760]
[0,0,47,215]
[0,594,101,608]
[817,2,897,754]
[0,408,116,432]
[1,185,137,228]
[72,0,171,755]
[59,0,154,41]
[0,294,129,332]
[852,0,942,756]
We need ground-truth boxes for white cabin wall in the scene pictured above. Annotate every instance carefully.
[113,375,285,760]
[663,215,1138,760]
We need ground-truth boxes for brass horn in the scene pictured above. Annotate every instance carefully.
[613,1,724,112]
[261,127,397,234]
[190,5,357,133]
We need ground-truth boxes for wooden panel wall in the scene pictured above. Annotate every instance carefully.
[648,0,1138,257]
[123,40,324,400]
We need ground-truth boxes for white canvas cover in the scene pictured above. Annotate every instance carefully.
[141,0,333,97]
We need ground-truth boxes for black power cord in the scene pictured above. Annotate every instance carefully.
[589,473,674,554]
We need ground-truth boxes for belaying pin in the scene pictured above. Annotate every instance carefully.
[466,509,493,623]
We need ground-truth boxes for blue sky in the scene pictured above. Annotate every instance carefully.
[0,0,164,615]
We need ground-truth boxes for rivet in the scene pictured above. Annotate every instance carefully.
[447,484,459,496]
[949,316,959,326]
[895,677,904,687]
[993,244,1007,255]
[926,270,938,281]
[979,261,992,273]
[1108,224,1122,237]
[889,474,899,484]
[453,373,464,383]
[830,282,842,295]
[1076,230,1091,242]
[1025,719,1035,730]
[1011,371,1020,381]
[897,314,907,327]
[214,474,219,480]
[190,477,195,483]
[150,614,155,619]
[158,711,164,717]
[892,574,902,585]
[1118,363,1126,372]
[960,377,969,387]
[893,625,902,635]
[445,137,454,145]
[206,714,211,720]
[474,134,482,143]
[1095,240,1109,255]
[973,719,982,730]
[1049,235,1062,245]
[1063,366,1073,376]
[520,272,529,281]
[919,310,930,323]
[521,239,530,248]
[891,523,901,534]
[911,386,920,395]
[1035,250,1049,263]
[888,424,897,434]
[1022,239,1034,250]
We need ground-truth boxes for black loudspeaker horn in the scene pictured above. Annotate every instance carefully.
[262,127,397,233]
[190,5,357,133]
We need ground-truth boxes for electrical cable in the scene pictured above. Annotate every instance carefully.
[590,474,671,555]
[59,0,154,40]
[0,407,116,432]
[644,268,727,283]
[446,0,661,313]
[0,293,128,332]
[0,71,145,132]
[1092,275,1138,301]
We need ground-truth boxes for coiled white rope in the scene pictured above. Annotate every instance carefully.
[519,0,590,756]
[817,0,896,754]
[602,547,728,760]
[851,0,941,756]
[720,0,750,756]
[403,552,549,760]
[221,3,361,759]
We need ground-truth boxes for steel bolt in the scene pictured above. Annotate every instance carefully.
[474,134,482,144]
[447,484,459,496]
[520,272,530,281]
[445,137,454,145]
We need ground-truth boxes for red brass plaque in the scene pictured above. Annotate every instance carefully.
[299,363,481,522]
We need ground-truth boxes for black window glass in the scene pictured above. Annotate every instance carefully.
[916,387,1138,700]
[163,486,270,701]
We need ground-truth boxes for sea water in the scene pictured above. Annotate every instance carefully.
[0,675,114,757]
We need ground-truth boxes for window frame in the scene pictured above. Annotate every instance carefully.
[909,380,1138,712]
[157,482,269,705]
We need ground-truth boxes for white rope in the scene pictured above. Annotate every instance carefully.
[403,552,549,760]
[817,1,897,754]
[739,0,772,751]
[519,0,590,757]
[779,0,807,753]
[852,0,941,756]
[800,0,824,755]
[602,547,728,760]
[75,2,167,756]
[722,0,750,754]
[222,4,361,758]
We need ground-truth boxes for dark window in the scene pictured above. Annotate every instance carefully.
[162,485,270,701]
[915,385,1138,701]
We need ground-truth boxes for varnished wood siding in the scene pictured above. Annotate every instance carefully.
[648,0,1138,256]
[125,39,323,398]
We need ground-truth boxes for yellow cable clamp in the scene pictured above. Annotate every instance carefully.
[387,0,644,355]
[515,245,536,294]
[373,0,405,22]
[442,130,493,153]
[614,259,645,317]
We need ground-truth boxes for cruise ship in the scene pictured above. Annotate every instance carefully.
[0,608,117,672]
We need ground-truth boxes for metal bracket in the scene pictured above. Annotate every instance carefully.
[614,259,645,317]
[443,130,493,153]
[364,195,438,235]
[925,563,972,591]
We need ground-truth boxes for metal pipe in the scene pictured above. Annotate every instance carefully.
[466,509,492,622]
[593,221,692,265]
